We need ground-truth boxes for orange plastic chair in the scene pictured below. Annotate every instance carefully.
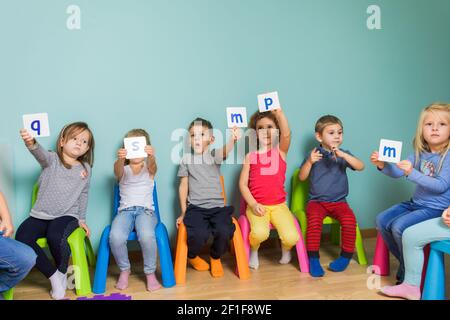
[174,176,250,285]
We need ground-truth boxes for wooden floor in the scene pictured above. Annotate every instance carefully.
[14,237,449,300]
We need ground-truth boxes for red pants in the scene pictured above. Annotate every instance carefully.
[306,201,356,257]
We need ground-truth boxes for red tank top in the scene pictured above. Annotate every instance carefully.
[248,148,287,205]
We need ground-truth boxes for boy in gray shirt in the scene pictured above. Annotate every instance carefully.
[177,118,240,278]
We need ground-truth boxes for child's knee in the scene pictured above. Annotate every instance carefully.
[281,230,299,247]
[109,230,128,246]
[187,228,210,244]
[250,227,270,243]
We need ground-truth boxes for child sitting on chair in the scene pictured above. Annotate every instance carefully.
[299,115,365,277]
[176,118,240,278]
[239,107,300,270]
[109,129,161,292]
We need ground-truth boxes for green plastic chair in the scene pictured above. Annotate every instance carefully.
[290,168,367,265]
[2,288,14,300]
[31,184,95,296]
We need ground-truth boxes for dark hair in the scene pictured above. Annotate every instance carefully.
[315,115,343,133]
[56,122,95,169]
[188,117,213,130]
[248,111,279,131]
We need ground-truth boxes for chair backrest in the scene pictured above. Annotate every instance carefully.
[31,183,39,207]
[290,168,309,213]
[219,176,226,205]
[113,182,162,223]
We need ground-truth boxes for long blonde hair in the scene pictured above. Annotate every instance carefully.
[413,103,450,173]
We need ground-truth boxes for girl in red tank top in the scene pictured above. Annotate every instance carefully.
[239,107,300,270]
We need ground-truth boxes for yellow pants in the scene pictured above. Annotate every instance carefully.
[246,203,299,250]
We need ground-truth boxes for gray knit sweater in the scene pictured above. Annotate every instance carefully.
[28,142,91,222]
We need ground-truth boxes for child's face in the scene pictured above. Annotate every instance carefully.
[61,129,91,159]
[422,111,450,150]
[316,123,343,150]
[189,125,213,154]
[256,117,278,148]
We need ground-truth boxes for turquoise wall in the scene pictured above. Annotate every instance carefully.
[1,0,449,249]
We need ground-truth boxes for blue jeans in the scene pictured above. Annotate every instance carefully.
[376,200,443,275]
[109,206,158,274]
[0,234,37,293]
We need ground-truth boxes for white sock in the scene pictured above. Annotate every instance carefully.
[279,248,292,264]
[49,271,66,300]
[249,249,259,270]
[59,271,67,290]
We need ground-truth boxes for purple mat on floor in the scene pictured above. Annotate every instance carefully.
[74,293,132,300]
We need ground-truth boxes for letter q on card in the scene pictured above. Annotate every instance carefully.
[22,113,50,138]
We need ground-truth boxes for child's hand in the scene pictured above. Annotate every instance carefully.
[176,216,184,228]
[20,129,35,147]
[0,219,14,238]
[308,148,323,164]
[331,147,346,158]
[370,151,385,169]
[145,145,155,157]
[251,203,266,217]
[396,160,413,176]
[442,208,450,227]
[117,148,127,160]
[79,222,90,238]
[270,107,282,114]
[230,126,242,142]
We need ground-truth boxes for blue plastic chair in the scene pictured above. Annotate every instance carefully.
[422,240,450,300]
[92,183,176,294]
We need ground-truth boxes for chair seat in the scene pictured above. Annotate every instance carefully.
[431,240,450,254]
[128,231,137,241]
[36,238,47,248]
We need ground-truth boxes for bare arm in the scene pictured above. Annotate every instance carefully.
[272,108,291,154]
[239,155,258,208]
[144,145,157,177]
[299,148,322,181]
[299,160,313,181]
[177,177,189,227]
[337,150,365,171]
[114,148,127,181]
[239,154,266,216]
[215,127,240,160]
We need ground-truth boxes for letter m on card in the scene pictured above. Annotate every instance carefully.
[378,139,402,163]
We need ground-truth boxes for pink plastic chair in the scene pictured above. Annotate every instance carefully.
[238,198,309,273]
[373,232,390,276]
[373,231,430,291]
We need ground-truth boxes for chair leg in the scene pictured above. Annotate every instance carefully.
[85,237,96,268]
[2,288,14,300]
[92,227,112,294]
[292,218,309,273]
[67,228,92,296]
[174,223,188,285]
[355,225,367,265]
[295,210,308,245]
[238,215,251,261]
[231,218,250,280]
[420,244,431,293]
[373,232,390,276]
[155,223,176,288]
[422,248,445,300]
